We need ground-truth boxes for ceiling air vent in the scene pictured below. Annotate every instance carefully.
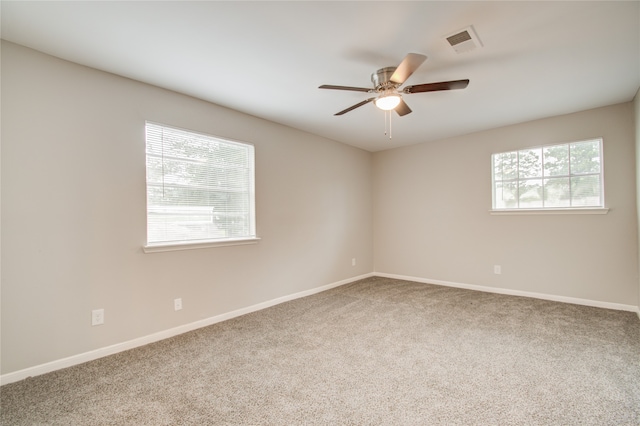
[445,26,482,54]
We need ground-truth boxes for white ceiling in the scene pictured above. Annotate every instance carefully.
[2,1,639,152]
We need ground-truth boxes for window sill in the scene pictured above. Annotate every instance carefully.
[143,237,261,253]
[490,208,609,215]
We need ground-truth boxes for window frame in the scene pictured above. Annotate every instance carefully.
[490,138,608,215]
[143,122,259,253]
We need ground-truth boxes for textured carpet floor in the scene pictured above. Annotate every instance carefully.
[1,276,639,425]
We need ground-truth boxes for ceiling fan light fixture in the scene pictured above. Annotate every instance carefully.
[375,94,401,111]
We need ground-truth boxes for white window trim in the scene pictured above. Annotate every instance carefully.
[490,207,609,215]
[491,138,605,212]
[144,122,257,251]
[144,237,261,253]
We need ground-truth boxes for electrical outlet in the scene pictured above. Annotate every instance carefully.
[174,298,182,311]
[352,258,356,267]
[92,309,104,326]
[494,265,502,275]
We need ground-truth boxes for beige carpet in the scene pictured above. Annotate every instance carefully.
[2,276,639,425]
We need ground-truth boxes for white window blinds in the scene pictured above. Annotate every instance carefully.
[145,122,256,245]
[492,138,604,210]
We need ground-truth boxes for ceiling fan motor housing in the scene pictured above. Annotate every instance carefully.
[372,67,399,91]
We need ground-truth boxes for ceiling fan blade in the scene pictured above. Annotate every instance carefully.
[334,97,376,116]
[395,98,412,116]
[403,79,470,94]
[390,53,427,85]
[319,84,373,93]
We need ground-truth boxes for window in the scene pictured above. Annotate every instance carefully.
[145,122,256,250]
[492,138,604,211]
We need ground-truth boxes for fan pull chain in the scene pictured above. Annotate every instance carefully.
[384,110,388,136]
[383,111,393,139]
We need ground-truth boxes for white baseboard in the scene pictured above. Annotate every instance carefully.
[0,273,374,386]
[374,272,640,313]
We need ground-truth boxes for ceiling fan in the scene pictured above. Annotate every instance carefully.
[319,53,469,116]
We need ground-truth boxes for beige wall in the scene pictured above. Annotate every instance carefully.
[373,103,638,306]
[1,41,373,375]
